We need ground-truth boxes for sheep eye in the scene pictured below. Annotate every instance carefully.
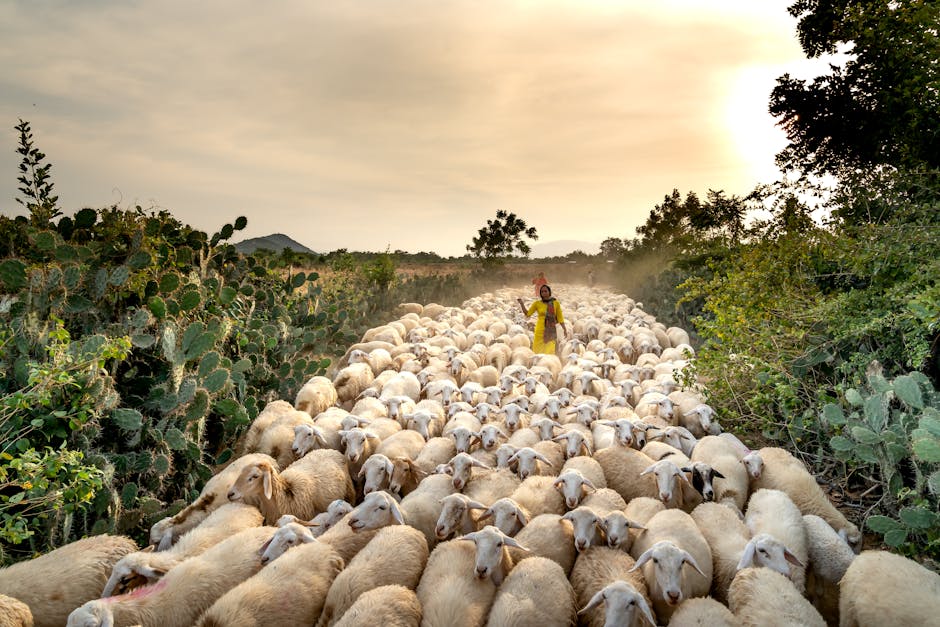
[758,549,767,555]
[379,505,387,510]
[628,600,635,606]
[652,558,658,564]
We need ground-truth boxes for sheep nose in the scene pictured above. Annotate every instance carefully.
[608,536,620,547]
[260,556,269,565]
[363,486,374,494]
[227,490,237,500]
[576,540,587,551]
[667,591,681,604]
[567,498,578,508]
[475,566,488,578]
[704,490,714,501]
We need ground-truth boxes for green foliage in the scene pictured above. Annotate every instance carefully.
[466,210,538,267]
[822,373,939,557]
[772,0,940,176]
[14,119,61,226]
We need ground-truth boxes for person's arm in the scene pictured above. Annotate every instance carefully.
[516,298,528,315]
[556,301,568,337]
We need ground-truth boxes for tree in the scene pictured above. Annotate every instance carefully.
[466,210,538,267]
[14,119,61,226]
[770,1,940,178]
[599,237,626,259]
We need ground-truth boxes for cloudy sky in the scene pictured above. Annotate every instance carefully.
[0,1,822,256]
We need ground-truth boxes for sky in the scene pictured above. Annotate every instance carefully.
[0,1,826,257]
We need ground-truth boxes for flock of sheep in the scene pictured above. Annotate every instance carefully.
[1,285,939,627]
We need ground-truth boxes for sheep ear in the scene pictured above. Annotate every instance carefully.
[639,465,655,477]
[582,441,593,456]
[737,539,757,570]
[137,563,169,579]
[561,511,575,522]
[534,452,553,467]
[514,508,529,526]
[712,469,726,479]
[784,548,805,567]
[582,477,596,491]
[478,508,493,520]
[141,544,155,554]
[579,589,606,614]
[388,498,405,525]
[471,459,492,469]
[681,550,707,577]
[636,595,657,627]
[258,537,273,557]
[503,536,529,551]
[466,499,487,510]
[385,459,395,477]
[627,519,646,530]
[553,478,564,488]
[157,531,174,551]
[262,467,274,501]
[365,432,381,441]
[357,466,367,479]
[631,548,654,571]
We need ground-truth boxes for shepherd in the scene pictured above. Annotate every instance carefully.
[518,284,569,355]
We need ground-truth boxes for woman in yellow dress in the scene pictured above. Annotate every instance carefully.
[517,284,569,355]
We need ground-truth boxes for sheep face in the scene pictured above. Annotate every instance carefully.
[348,491,404,531]
[579,581,656,627]
[447,452,488,490]
[495,444,518,470]
[478,425,506,451]
[600,512,644,549]
[259,523,317,564]
[228,462,274,502]
[553,470,594,509]
[561,507,601,553]
[479,498,527,537]
[149,516,174,549]
[67,600,113,627]
[737,533,804,577]
[639,460,688,505]
[341,428,379,463]
[102,553,165,597]
[435,494,486,540]
[683,462,725,502]
[460,526,527,585]
[500,404,527,432]
[359,454,393,495]
[741,451,764,479]
[388,458,422,493]
[543,397,562,420]
[508,447,552,480]
[292,424,325,458]
[448,427,475,454]
[554,432,590,459]
[632,540,706,606]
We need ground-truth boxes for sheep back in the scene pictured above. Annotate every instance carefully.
[838,550,940,627]
[332,585,421,627]
[690,502,749,603]
[416,540,496,627]
[668,597,740,626]
[198,539,344,627]
[0,594,33,627]
[593,447,658,503]
[729,567,825,627]
[570,546,650,627]
[507,514,577,576]
[0,534,137,627]
[485,557,576,627]
[317,525,429,627]
[510,476,566,519]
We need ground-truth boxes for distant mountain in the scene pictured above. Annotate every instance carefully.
[234,233,316,255]
[530,239,599,258]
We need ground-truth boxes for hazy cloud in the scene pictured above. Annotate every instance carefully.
[0,0,810,255]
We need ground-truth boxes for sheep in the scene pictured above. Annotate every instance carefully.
[350,396,388,421]
[414,539,498,627]
[103,502,263,597]
[728,567,825,627]
[505,513,577,576]
[279,499,352,537]
[360,453,395,494]
[464,467,522,506]
[150,452,281,549]
[316,525,429,627]
[838,549,940,627]
[508,446,556,480]
[688,435,750,511]
[629,509,712,623]
[0,594,32,627]
[578,580,657,627]
[435,493,488,540]
[667,597,739,625]
[594,446,660,503]
[375,429,426,463]
[398,473,458,548]
[339,426,385,478]
[553,468,598,509]
[562,455,607,487]
[256,408,315,469]
[802,514,856,625]
[227,449,355,525]
[413,436,457,474]
[485,557,577,627]
[387,456,427,496]
[639,459,702,512]
[197,536,345,627]
[510,475,566,520]
[240,399,296,454]
[333,362,375,408]
[332,585,422,627]
[67,526,275,627]
[598,511,646,553]
[570,547,653,627]
[0,534,137,627]
[747,447,861,551]
[405,408,445,440]
[293,421,344,457]
[743,489,808,592]
[295,375,338,417]
[379,371,422,402]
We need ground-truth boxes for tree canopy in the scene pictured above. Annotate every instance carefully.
[466,210,538,266]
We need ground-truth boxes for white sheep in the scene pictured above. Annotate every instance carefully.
[629,508,712,623]
[103,502,263,597]
[67,526,275,627]
[838,549,940,627]
[294,375,338,417]
[578,580,657,627]
[333,362,375,408]
[464,467,522,506]
[478,497,530,537]
[728,567,825,627]
[667,597,739,626]
[0,534,137,627]
[802,514,855,625]
[688,435,750,511]
[227,449,355,525]
[744,488,808,592]
[331,585,422,627]
[748,447,861,551]
[414,539,498,627]
[570,546,653,627]
[485,556,577,627]
[0,594,31,627]
[256,408,315,469]
[413,436,457,474]
[506,513,577,576]
[510,475,567,520]
[239,399,296,455]
[435,493,488,540]
[594,446,660,503]
[315,525,429,627]
[150,452,277,549]
[639,458,702,512]
[198,535,345,627]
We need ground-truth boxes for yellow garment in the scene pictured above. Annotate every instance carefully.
[526,299,565,355]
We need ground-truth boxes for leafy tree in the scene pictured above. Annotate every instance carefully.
[770,0,940,177]
[599,237,626,259]
[466,210,538,267]
[14,119,61,226]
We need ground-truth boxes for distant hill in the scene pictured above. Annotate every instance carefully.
[234,233,316,255]
[530,239,599,258]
